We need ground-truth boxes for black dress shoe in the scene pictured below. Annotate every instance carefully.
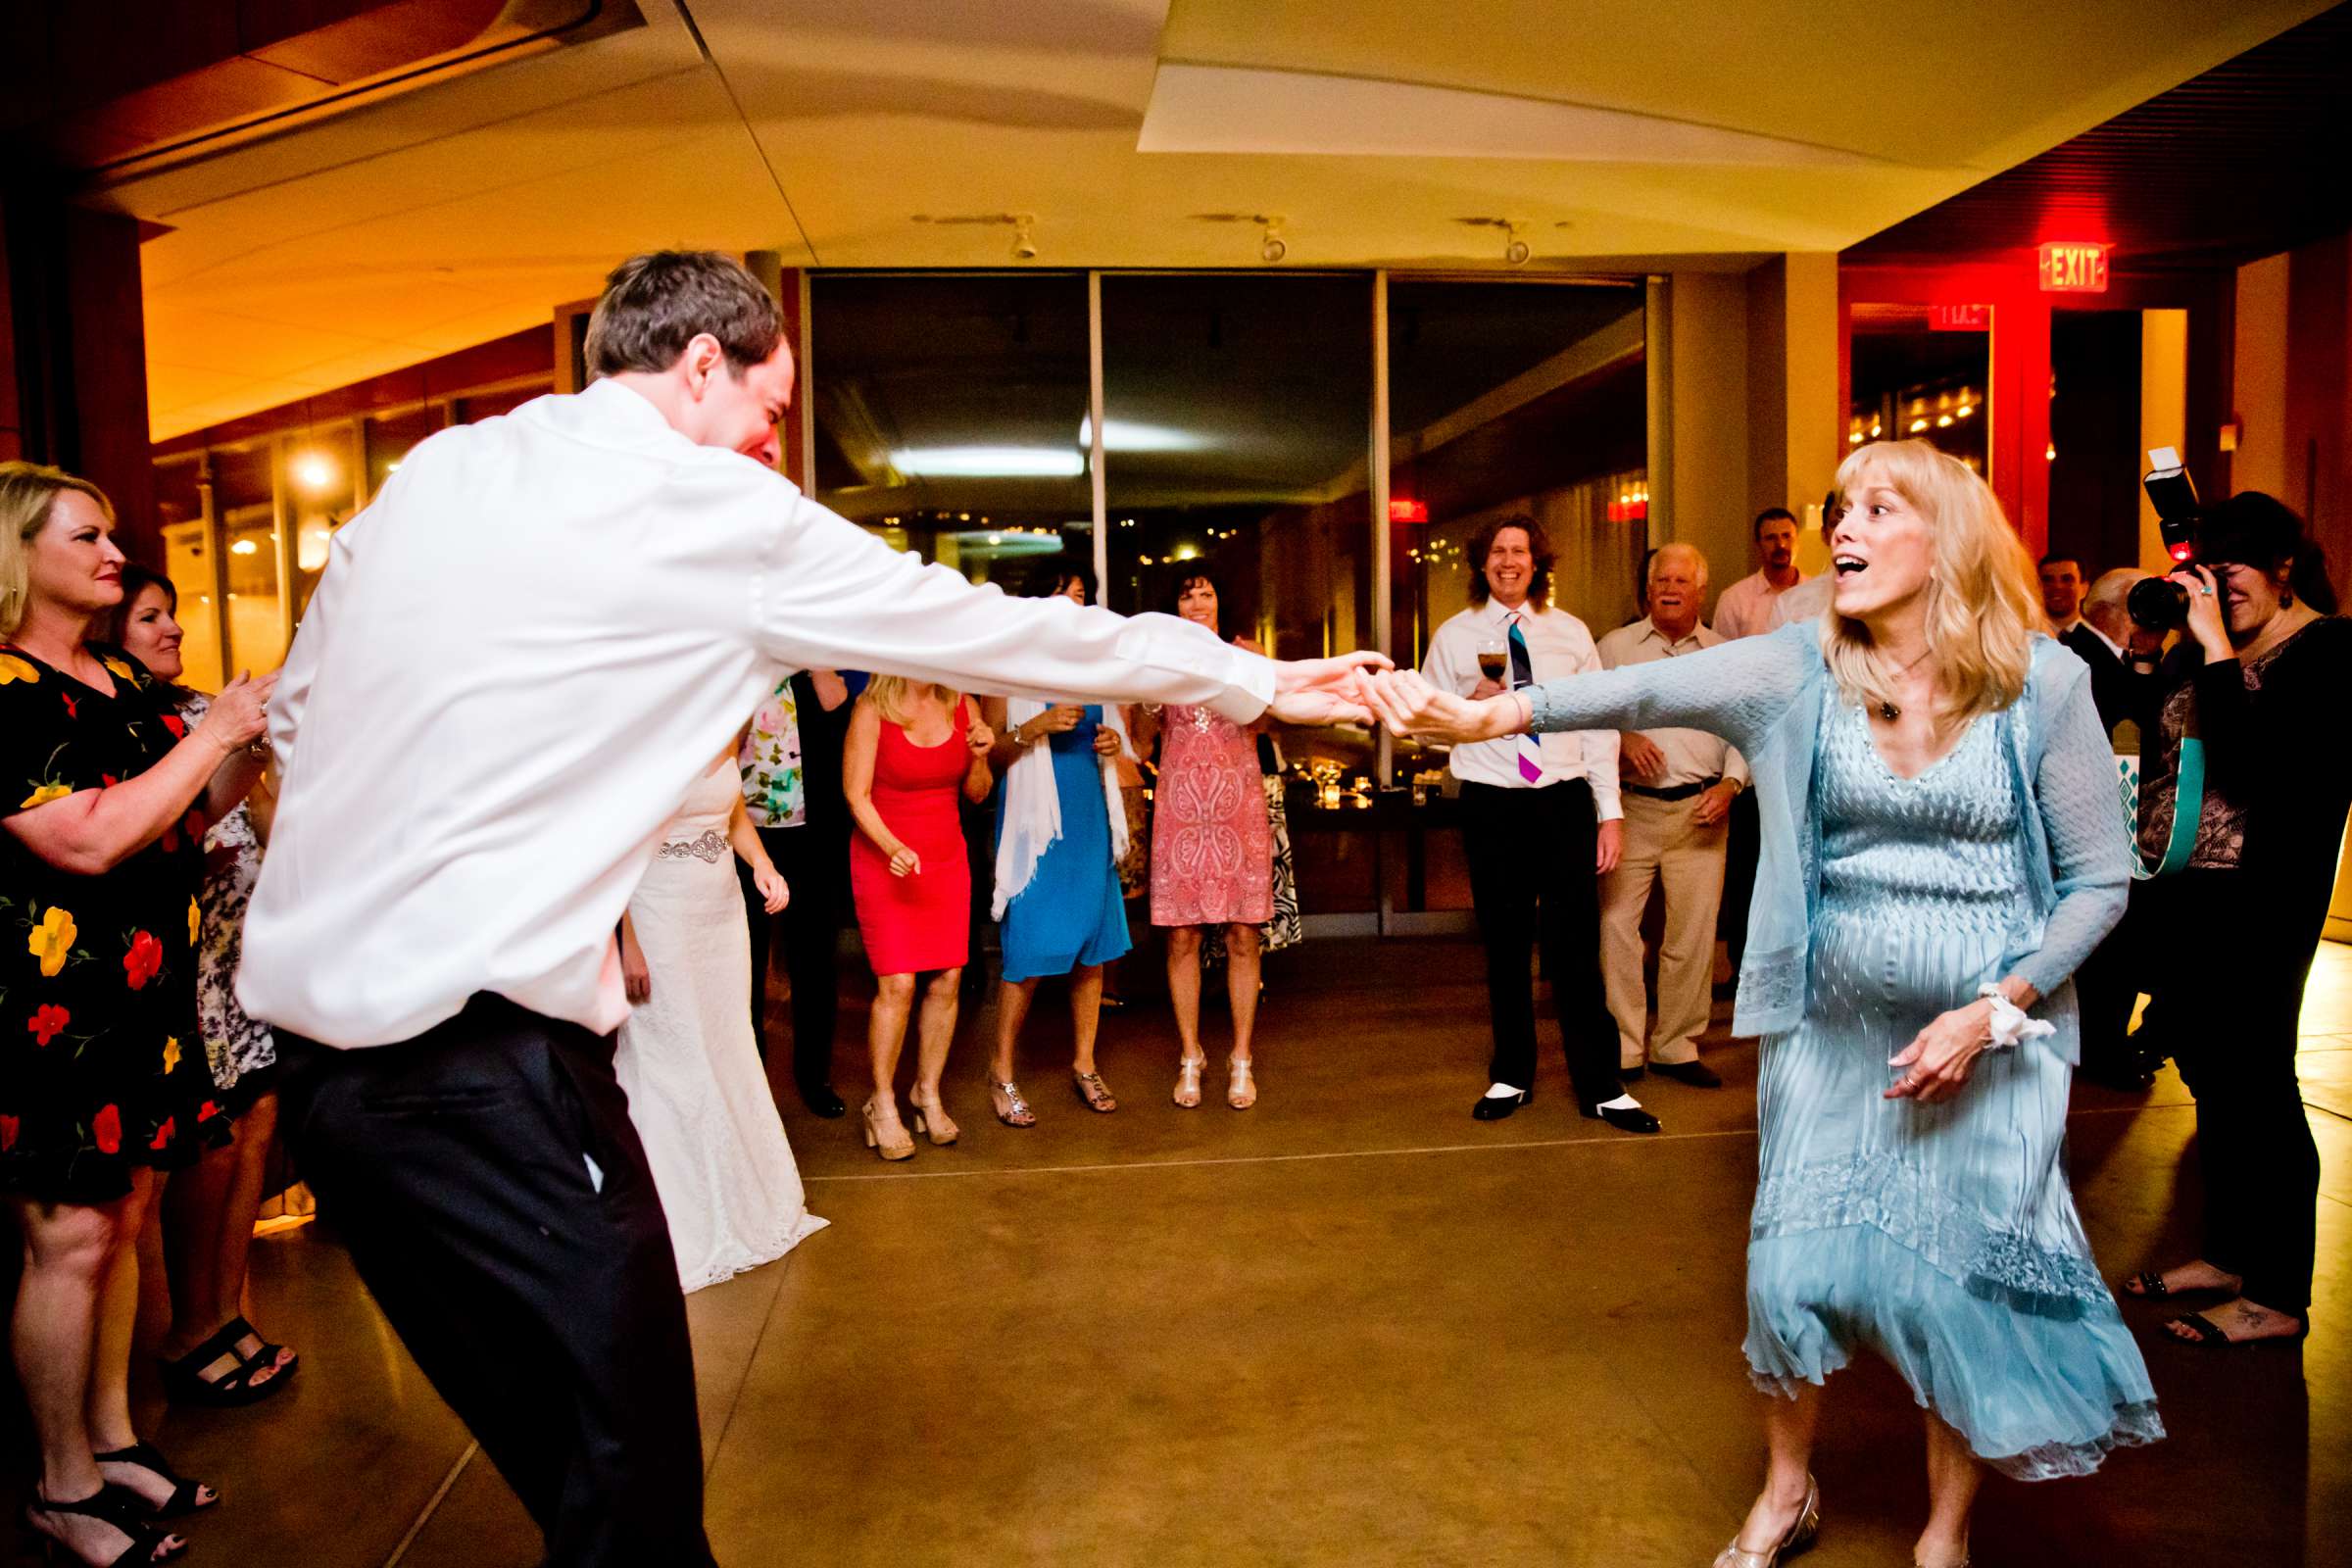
[1471,1089,1531,1121]
[797,1081,848,1119]
[1618,1063,1646,1083]
[1648,1059,1723,1090]
[1582,1102,1661,1135]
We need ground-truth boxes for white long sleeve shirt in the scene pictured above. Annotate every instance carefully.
[1420,598,1620,819]
[240,378,1274,1047]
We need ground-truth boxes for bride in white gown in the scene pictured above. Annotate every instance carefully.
[616,750,827,1292]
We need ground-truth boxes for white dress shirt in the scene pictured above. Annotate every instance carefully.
[1593,618,1750,791]
[1712,567,1811,640]
[1421,598,1620,820]
[241,378,1275,1047]
[1763,573,1834,631]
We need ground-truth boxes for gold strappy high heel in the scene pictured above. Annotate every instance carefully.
[1710,1475,1818,1568]
[1173,1054,1204,1108]
[1072,1069,1117,1113]
[1227,1055,1256,1110]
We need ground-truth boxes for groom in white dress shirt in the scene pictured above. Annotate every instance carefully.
[240,252,1380,1567]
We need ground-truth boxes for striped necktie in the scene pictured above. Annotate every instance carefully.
[1506,613,1544,784]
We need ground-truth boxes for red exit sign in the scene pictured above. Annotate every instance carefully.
[2038,242,2110,293]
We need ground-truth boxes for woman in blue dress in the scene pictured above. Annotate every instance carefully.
[980,696,1134,1126]
[1368,439,2159,1568]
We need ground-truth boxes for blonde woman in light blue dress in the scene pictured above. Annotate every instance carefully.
[1368,440,2159,1568]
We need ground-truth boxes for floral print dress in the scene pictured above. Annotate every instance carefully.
[1,643,232,1201]
[180,690,276,1100]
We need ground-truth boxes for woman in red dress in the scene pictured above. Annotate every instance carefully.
[843,677,995,1159]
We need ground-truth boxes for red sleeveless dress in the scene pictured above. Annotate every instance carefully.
[850,700,974,975]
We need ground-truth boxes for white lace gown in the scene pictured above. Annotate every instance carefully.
[615,757,827,1291]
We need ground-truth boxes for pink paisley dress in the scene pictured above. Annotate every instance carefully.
[1149,703,1272,927]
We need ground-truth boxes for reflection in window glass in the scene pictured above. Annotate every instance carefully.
[1385,281,1648,829]
[811,273,1093,595]
[1102,274,1378,915]
[153,458,222,693]
[366,406,442,500]
[284,429,358,622]
[1846,303,1988,474]
[211,442,286,673]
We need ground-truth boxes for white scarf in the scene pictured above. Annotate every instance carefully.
[993,700,1131,919]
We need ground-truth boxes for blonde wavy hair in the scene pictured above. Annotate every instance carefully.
[2,461,116,640]
[862,675,960,728]
[1820,440,2043,727]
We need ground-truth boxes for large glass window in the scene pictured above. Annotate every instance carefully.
[1385,280,1648,831]
[810,273,1093,595]
[211,440,286,674]
[153,457,223,692]
[283,428,359,621]
[1847,303,1989,474]
[1102,274,1378,915]
[366,406,443,499]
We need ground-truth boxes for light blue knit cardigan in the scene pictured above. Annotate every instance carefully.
[1526,622,2128,1054]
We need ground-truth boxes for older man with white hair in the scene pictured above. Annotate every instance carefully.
[2073,565,2159,740]
[1594,543,1746,1088]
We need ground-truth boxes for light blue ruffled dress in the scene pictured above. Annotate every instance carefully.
[1522,626,2161,1481]
[1744,691,2159,1479]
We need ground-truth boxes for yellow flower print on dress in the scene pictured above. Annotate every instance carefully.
[100,656,133,680]
[28,906,77,977]
[188,896,201,946]
[0,653,38,684]
[21,783,71,808]
[163,1036,182,1074]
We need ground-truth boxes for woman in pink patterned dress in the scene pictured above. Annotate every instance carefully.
[1149,570,1272,1110]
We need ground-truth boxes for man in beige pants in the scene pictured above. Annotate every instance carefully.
[1595,544,1745,1089]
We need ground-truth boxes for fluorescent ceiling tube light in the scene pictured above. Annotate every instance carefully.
[1077,416,1207,452]
[892,446,1085,477]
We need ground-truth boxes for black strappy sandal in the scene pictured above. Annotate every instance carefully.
[93,1444,217,1519]
[23,1485,186,1565]
[2165,1310,2312,1348]
[159,1316,294,1407]
[2120,1270,2173,1299]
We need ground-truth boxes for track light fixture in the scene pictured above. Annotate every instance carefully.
[912,212,1040,261]
[1189,213,1289,264]
[1454,217,1532,266]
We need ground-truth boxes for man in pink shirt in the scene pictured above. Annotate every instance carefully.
[1711,508,1809,639]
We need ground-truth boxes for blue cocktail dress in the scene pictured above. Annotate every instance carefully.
[998,706,1132,982]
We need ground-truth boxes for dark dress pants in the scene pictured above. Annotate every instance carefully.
[2146,868,2322,1319]
[742,823,843,1089]
[1459,779,1622,1107]
[276,999,716,1568]
[1718,788,1760,976]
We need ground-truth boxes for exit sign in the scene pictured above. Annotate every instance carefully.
[1929,303,1989,331]
[2038,242,2110,293]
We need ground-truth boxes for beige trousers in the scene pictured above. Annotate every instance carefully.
[1599,791,1729,1067]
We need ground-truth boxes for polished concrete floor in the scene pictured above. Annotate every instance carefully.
[8,937,2350,1567]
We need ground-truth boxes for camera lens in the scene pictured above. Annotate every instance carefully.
[2126,575,2189,632]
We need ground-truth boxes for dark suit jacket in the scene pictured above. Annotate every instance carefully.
[2061,623,2138,739]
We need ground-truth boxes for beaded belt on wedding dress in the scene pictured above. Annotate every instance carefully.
[655,829,728,863]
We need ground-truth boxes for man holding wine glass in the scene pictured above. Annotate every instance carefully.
[1419,514,1657,1133]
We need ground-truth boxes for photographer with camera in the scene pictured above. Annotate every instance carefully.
[2117,490,2350,1348]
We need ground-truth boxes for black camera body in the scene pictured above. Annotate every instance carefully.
[2127,448,2201,631]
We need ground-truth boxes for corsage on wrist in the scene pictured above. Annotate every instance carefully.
[1976,983,2053,1051]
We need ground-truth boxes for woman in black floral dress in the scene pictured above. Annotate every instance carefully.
[2,463,272,1567]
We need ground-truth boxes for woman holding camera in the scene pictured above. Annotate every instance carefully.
[2117,493,2349,1348]
[1365,441,2156,1568]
